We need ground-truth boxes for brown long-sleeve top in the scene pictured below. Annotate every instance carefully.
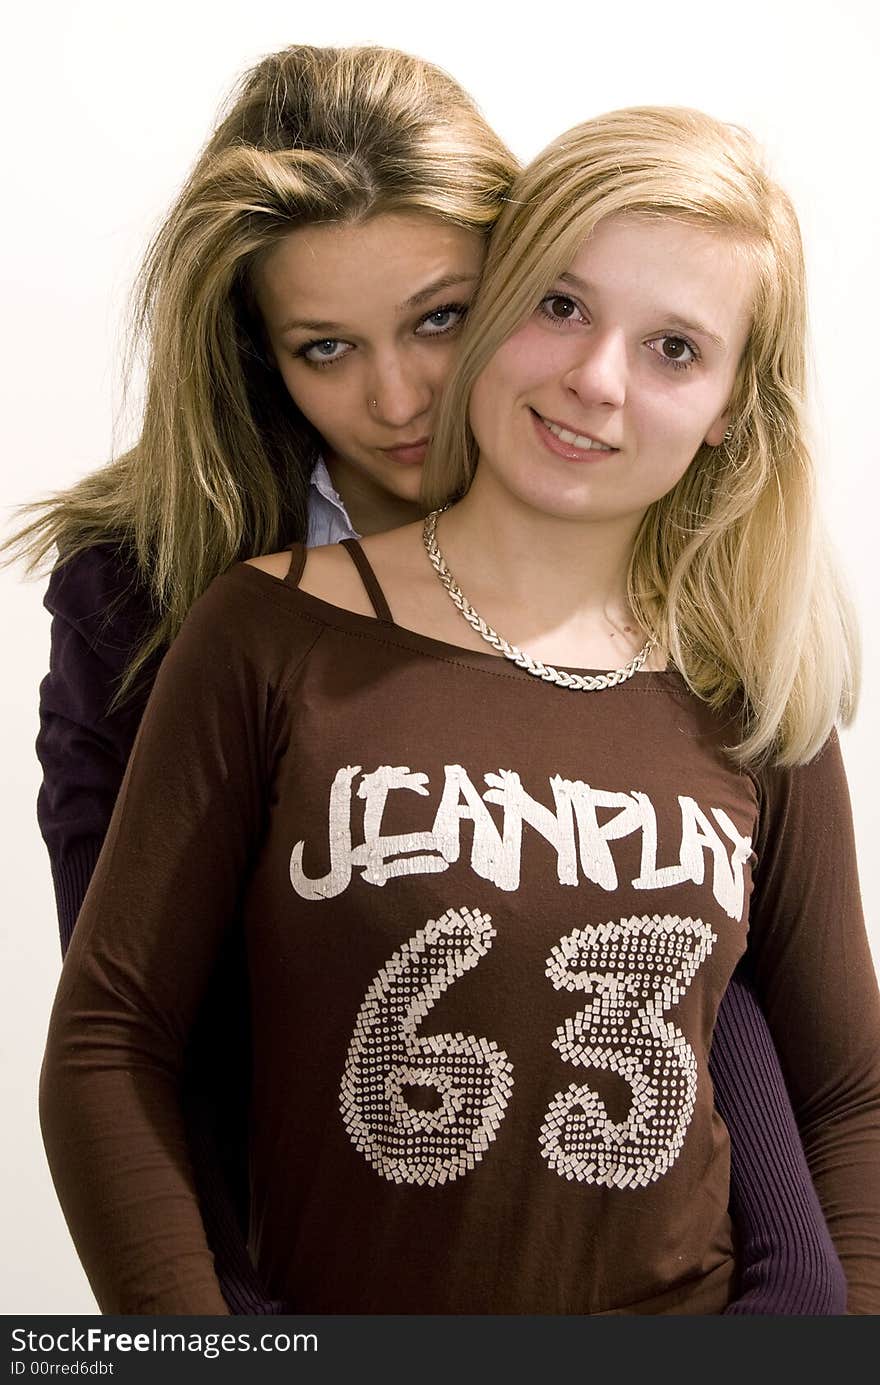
[40,553,880,1314]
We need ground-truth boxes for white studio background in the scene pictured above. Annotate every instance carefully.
[1,0,877,1315]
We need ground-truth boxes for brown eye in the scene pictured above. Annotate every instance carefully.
[662,338,688,359]
[538,294,585,327]
[548,296,577,320]
[646,334,698,370]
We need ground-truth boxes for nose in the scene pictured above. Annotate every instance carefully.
[367,352,434,430]
[562,329,627,410]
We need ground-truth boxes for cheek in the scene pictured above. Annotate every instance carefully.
[467,338,525,428]
[277,366,358,441]
[275,362,313,415]
[423,337,462,392]
[637,378,720,450]
[639,403,713,497]
[505,319,583,389]
[468,367,503,453]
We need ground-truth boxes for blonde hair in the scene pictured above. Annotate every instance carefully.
[424,106,859,767]
[8,44,516,695]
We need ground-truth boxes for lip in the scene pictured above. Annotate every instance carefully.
[379,436,430,465]
[530,409,619,462]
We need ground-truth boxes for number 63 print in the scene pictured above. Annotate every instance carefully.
[339,906,716,1191]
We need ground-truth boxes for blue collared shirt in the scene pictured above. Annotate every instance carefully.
[306,458,360,547]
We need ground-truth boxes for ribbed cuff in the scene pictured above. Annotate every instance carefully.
[52,839,105,956]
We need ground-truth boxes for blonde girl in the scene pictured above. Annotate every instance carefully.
[31,89,859,1307]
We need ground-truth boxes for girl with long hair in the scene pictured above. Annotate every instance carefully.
[26,69,862,1310]
[15,42,513,1312]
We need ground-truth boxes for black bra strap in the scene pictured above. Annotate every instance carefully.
[282,544,308,589]
[339,539,394,624]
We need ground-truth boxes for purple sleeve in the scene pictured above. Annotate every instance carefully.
[711,971,846,1314]
[37,545,155,953]
[36,543,283,1314]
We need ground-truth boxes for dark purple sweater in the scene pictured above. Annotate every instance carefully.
[36,543,847,1315]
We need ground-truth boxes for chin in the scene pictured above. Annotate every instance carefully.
[382,467,425,503]
[506,475,605,522]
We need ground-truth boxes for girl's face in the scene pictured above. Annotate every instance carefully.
[468,214,755,529]
[253,212,483,509]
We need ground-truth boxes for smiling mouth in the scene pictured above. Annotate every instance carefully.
[533,410,617,452]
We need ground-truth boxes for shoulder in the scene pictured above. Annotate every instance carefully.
[137,564,319,729]
[175,559,326,674]
[247,543,378,620]
[246,551,292,581]
[750,730,853,864]
[241,524,426,627]
[45,540,154,659]
[752,730,847,802]
[46,539,147,611]
[300,544,375,618]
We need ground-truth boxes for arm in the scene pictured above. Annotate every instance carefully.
[745,734,880,1314]
[39,570,303,1313]
[711,970,846,1314]
[37,546,284,1313]
[37,544,155,953]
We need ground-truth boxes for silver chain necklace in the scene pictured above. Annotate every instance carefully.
[422,508,655,692]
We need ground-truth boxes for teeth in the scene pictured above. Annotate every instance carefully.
[541,416,614,451]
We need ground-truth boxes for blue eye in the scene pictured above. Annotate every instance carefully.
[415,303,469,336]
[297,338,353,367]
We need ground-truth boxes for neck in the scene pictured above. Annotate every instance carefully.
[439,467,643,629]
[325,453,423,536]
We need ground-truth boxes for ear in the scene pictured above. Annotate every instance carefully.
[704,407,730,448]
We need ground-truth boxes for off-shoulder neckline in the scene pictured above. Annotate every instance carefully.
[233,559,687,694]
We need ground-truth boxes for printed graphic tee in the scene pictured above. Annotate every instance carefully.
[41,550,880,1315]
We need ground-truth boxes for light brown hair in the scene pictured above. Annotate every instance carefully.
[8,44,516,695]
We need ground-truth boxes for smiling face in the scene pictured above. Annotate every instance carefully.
[252,212,483,524]
[467,214,755,529]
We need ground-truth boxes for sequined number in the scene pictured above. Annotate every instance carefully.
[341,910,714,1189]
[339,906,514,1187]
[539,915,716,1188]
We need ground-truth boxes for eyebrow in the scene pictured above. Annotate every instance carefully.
[279,272,480,336]
[557,271,728,351]
[404,272,479,309]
